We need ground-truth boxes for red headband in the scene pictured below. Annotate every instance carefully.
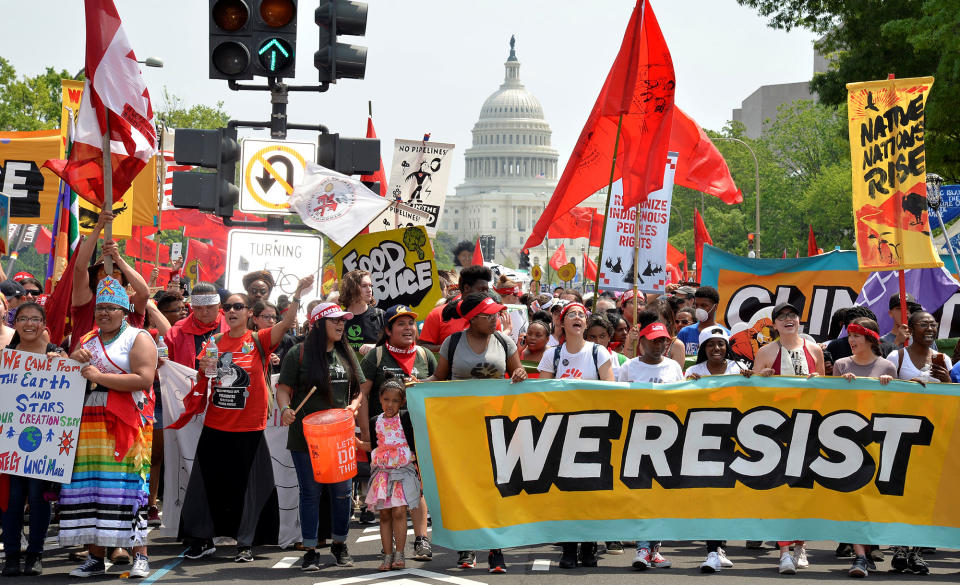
[847,323,880,342]
[638,321,670,340]
[560,302,587,321]
[459,296,503,321]
[495,286,520,297]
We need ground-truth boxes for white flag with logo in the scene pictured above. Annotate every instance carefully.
[288,163,391,246]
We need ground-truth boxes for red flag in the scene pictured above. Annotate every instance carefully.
[472,238,484,266]
[694,209,712,283]
[549,243,568,271]
[669,107,742,204]
[523,0,675,250]
[44,0,156,208]
[360,115,387,197]
[666,242,685,269]
[549,207,603,247]
[34,227,53,256]
[135,261,173,286]
[184,239,225,283]
[125,229,170,263]
[583,252,598,281]
[45,242,83,345]
[807,224,819,256]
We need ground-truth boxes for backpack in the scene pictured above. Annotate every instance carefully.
[447,330,511,366]
[552,342,600,378]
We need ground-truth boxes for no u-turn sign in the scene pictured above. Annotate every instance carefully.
[239,139,315,213]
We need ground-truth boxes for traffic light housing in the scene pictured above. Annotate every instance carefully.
[317,133,380,175]
[315,0,368,84]
[518,249,530,270]
[210,0,298,80]
[479,235,495,261]
[171,127,241,219]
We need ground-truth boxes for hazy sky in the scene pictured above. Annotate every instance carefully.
[2,0,817,186]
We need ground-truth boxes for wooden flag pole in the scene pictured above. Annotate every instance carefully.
[592,113,625,297]
[102,117,114,274]
[633,202,641,327]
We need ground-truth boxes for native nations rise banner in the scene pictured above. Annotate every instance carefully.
[598,152,677,294]
[331,226,442,320]
[847,76,941,271]
[369,139,455,236]
[408,376,960,550]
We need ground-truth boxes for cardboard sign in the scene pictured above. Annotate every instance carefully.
[369,139,455,235]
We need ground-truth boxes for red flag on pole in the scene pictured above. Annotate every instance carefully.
[523,0,675,250]
[694,209,712,283]
[360,110,387,197]
[807,224,819,256]
[583,251,598,281]
[549,243,568,271]
[549,207,604,247]
[472,238,484,266]
[44,0,156,207]
[669,107,743,204]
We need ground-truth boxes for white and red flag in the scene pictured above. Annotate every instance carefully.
[45,0,157,208]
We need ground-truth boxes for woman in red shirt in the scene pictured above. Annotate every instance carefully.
[174,276,313,563]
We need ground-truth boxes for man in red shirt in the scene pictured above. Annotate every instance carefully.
[419,265,492,352]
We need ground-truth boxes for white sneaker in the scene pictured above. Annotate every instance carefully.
[632,548,651,570]
[700,551,721,573]
[129,554,150,578]
[793,544,809,569]
[779,552,797,575]
[717,547,734,568]
[650,550,672,568]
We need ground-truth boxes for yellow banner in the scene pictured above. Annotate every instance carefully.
[330,226,442,320]
[409,376,960,550]
[0,130,61,224]
[847,76,940,271]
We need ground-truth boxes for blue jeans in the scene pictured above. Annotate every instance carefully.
[2,476,51,554]
[290,450,352,546]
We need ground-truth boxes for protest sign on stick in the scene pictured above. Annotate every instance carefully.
[369,139,456,236]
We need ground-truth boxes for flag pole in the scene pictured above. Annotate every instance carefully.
[102,117,114,274]
[633,202,641,326]
[886,73,909,346]
[592,113,624,296]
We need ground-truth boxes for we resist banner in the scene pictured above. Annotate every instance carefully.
[370,139,455,235]
[846,76,941,271]
[598,152,677,294]
[408,376,960,550]
[0,350,85,483]
[331,226,443,320]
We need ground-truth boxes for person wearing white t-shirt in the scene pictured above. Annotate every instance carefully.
[537,302,612,569]
[615,311,681,572]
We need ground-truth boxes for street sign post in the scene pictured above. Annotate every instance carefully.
[239,139,316,214]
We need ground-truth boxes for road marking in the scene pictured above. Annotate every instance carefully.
[356,527,430,544]
[314,567,487,584]
[140,555,183,584]
[532,559,551,571]
[272,556,299,569]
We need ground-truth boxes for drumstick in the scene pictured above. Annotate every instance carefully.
[292,386,317,414]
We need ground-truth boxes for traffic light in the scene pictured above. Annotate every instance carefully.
[317,133,380,175]
[171,127,241,218]
[479,235,495,261]
[314,0,368,84]
[209,0,298,80]
[518,249,530,270]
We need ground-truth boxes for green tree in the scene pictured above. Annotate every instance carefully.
[155,87,230,130]
[432,231,457,271]
[0,58,81,131]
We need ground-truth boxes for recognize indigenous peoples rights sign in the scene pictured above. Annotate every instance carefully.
[0,350,85,483]
[408,377,960,550]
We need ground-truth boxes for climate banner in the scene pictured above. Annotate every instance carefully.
[409,376,960,551]
[847,76,941,271]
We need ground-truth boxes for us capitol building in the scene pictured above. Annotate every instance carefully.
[438,38,607,269]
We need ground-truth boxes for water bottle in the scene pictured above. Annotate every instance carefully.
[156,335,168,360]
[204,337,219,378]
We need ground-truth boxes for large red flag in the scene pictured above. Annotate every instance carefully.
[44,0,156,208]
[807,224,819,256]
[125,229,170,263]
[549,243,568,271]
[45,242,83,345]
[360,114,387,197]
[523,0,675,250]
[694,209,712,283]
[549,207,604,247]
[184,239,226,283]
[583,252,598,281]
[669,107,742,204]
[472,238,484,266]
[666,242,686,269]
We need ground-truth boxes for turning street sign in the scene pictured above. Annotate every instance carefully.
[240,139,315,214]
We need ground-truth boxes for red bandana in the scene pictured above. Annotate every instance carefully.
[847,323,879,341]
[386,343,417,376]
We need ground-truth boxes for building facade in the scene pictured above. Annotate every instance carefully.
[439,38,605,270]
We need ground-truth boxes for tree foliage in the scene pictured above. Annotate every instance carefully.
[0,58,81,132]
[155,87,230,130]
[737,0,960,180]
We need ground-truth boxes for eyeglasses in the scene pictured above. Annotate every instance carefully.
[564,311,587,319]
[474,313,498,321]
[15,316,42,324]
[775,312,799,321]
[258,314,278,321]
[23,290,41,296]
[162,306,184,313]
[676,319,693,326]
[223,303,248,312]
[94,306,123,314]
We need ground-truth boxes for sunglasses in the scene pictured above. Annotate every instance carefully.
[23,289,42,296]
[222,302,248,312]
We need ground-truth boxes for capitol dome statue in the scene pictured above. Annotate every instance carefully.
[439,37,606,271]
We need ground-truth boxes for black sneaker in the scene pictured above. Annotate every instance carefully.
[359,509,377,525]
[890,546,908,573]
[413,536,433,561]
[300,549,320,572]
[848,555,868,578]
[487,549,506,574]
[184,540,216,560]
[836,543,854,558]
[579,542,598,567]
[907,551,929,575]
[22,553,41,577]
[457,550,476,568]
[235,547,254,563]
[331,542,353,567]
[1,556,20,577]
[69,556,106,578]
[745,540,764,549]
[558,543,578,569]
[605,541,624,555]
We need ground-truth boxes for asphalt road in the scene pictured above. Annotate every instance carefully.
[13,521,960,584]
